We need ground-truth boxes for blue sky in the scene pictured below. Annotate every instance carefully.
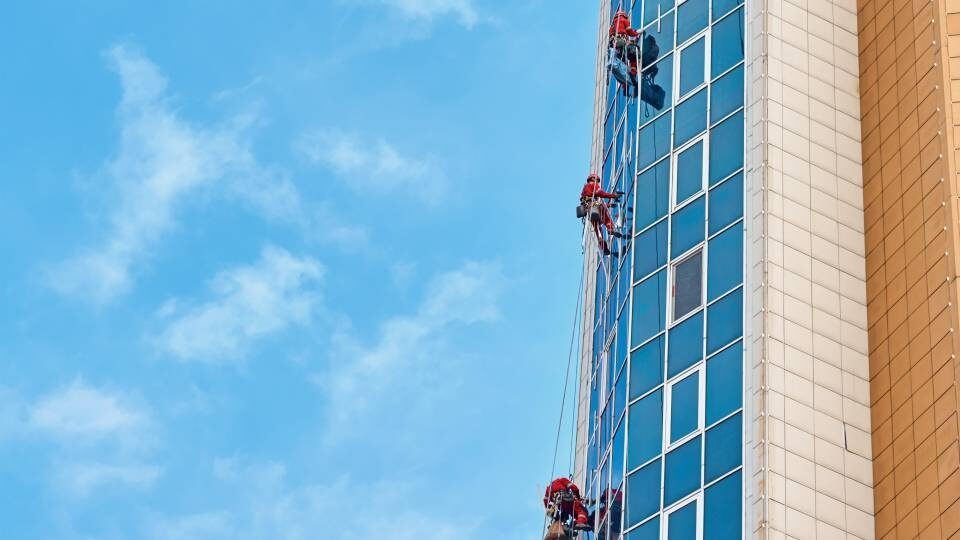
[0,1,597,538]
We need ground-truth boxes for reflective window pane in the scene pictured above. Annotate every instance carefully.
[708,172,743,234]
[613,418,626,487]
[668,500,698,540]
[673,251,703,319]
[676,140,704,204]
[642,6,676,48]
[707,223,742,301]
[668,310,703,378]
[712,0,742,21]
[627,459,663,526]
[631,334,665,400]
[679,37,705,96]
[664,436,700,506]
[705,412,742,483]
[677,0,708,44]
[709,112,744,185]
[706,340,743,424]
[670,195,705,257]
[639,112,673,170]
[707,288,742,353]
[628,389,663,469]
[704,470,741,540]
[711,8,744,77]
[710,64,744,124]
[670,371,699,442]
[641,54,674,121]
[625,516,660,540]
[632,270,667,347]
[636,160,670,232]
[635,219,669,281]
[674,88,707,146]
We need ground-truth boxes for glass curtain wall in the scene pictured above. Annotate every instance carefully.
[585,0,746,538]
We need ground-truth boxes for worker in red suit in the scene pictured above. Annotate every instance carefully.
[609,10,641,95]
[593,487,624,539]
[609,10,640,40]
[544,476,592,531]
[580,173,624,256]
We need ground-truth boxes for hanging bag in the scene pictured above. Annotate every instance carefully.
[544,521,569,540]
[608,48,630,87]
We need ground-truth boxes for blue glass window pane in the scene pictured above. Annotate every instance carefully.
[668,311,702,378]
[614,367,628,425]
[630,334,665,399]
[626,516,660,540]
[628,389,663,469]
[664,436,700,506]
[705,413,742,483]
[704,470,741,540]
[706,340,743,424]
[712,0,742,21]
[642,6,676,46]
[635,160,670,231]
[677,0,708,44]
[708,172,743,234]
[674,89,707,146]
[711,9,744,77]
[631,270,667,347]
[634,219,669,281]
[670,372,699,442]
[627,459,662,526]
[639,112,672,170]
[617,307,630,374]
[676,141,704,204]
[709,112,744,185]
[707,288,742,353]
[613,419,626,488]
[668,500,698,540]
[710,64,744,124]
[675,253,703,322]
[707,223,742,301]
[641,54,674,123]
[679,38,705,96]
[670,195,705,257]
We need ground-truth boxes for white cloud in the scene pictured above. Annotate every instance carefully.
[157,246,323,362]
[377,0,480,28]
[51,45,363,304]
[30,379,145,441]
[298,131,447,204]
[320,261,502,437]
[57,462,161,497]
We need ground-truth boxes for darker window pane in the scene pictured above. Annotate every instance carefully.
[668,500,698,540]
[635,219,669,281]
[711,8,744,77]
[670,195,705,257]
[708,172,743,234]
[676,140,704,204]
[632,270,668,347]
[677,0,708,44]
[710,64,744,124]
[704,470,742,540]
[709,112,744,185]
[707,223,743,301]
[673,251,703,318]
[670,372,699,442]
[628,388,663,469]
[613,419,626,487]
[630,334,665,399]
[627,459,663,527]
[641,54,674,122]
[664,436,700,506]
[679,37,705,96]
[705,413,742,482]
[706,340,743,424]
[668,310,703,378]
[674,88,707,146]
[639,112,673,170]
[712,0,742,21]
[707,288,742,353]
[625,516,660,540]
[635,160,670,231]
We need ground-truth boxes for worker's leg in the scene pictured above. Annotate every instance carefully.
[573,499,591,529]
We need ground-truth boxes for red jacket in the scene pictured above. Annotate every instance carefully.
[581,182,618,200]
[544,477,582,507]
[609,13,639,38]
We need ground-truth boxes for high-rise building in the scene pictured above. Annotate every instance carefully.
[574,0,960,538]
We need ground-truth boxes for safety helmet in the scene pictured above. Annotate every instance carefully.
[614,10,629,19]
[587,173,600,182]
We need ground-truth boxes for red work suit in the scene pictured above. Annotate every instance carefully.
[596,488,624,535]
[544,477,590,527]
[609,13,640,38]
[581,181,619,252]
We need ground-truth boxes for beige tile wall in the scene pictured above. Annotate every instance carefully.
[857,0,960,537]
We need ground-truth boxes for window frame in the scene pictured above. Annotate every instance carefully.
[674,30,710,102]
[669,245,706,324]
[662,491,704,540]
[671,134,709,210]
[663,363,705,450]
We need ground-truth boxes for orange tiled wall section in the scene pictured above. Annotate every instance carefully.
[858,0,960,537]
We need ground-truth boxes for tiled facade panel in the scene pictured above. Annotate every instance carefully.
[750,0,878,535]
[857,0,960,536]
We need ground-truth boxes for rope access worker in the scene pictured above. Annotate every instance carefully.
[593,487,624,540]
[544,476,592,534]
[580,173,624,256]
[609,10,640,96]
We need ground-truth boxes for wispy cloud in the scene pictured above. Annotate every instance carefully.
[57,462,161,497]
[30,379,146,442]
[377,0,480,28]
[298,131,447,204]
[156,246,323,363]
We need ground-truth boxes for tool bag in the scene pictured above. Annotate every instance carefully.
[608,48,630,87]
[576,203,588,219]
[544,521,569,540]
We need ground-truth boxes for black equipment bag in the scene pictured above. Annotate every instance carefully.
[641,77,666,110]
[576,204,588,219]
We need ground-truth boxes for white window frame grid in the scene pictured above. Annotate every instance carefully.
[662,491,704,539]
[663,363,705,448]
[668,244,706,324]
[670,133,709,210]
[674,32,710,101]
